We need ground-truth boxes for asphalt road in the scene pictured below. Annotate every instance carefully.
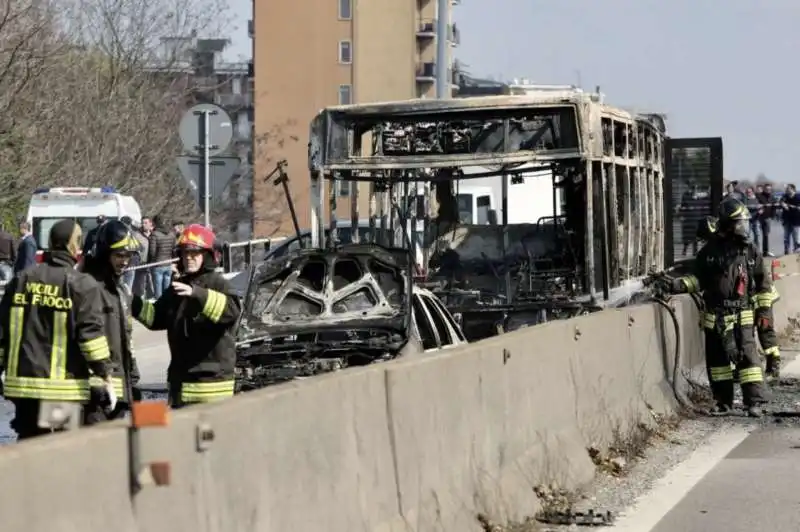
[634,354,800,532]
[649,425,800,531]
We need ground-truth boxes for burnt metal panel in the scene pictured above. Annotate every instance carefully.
[663,137,723,266]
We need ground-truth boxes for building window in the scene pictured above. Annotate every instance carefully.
[338,41,352,64]
[231,77,242,95]
[339,181,351,197]
[338,84,352,105]
[338,0,351,20]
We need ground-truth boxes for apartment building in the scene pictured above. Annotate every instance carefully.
[252,0,461,238]
[153,36,255,240]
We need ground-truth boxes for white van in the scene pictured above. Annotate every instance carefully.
[26,186,143,258]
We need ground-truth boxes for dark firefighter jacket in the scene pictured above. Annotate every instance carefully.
[131,269,241,403]
[86,272,141,399]
[675,236,775,329]
[0,251,112,401]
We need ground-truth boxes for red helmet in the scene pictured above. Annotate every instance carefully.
[176,224,216,251]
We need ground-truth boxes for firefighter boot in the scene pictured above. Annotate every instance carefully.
[765,355,780,381]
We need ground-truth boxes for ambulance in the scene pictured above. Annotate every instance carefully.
[25,186,143,262]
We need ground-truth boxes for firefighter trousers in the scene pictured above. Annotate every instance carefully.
[704,324,766,408]
[755,305,780,362]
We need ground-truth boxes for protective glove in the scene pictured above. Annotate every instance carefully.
[103,378,118,412]
[651,275,676,296]
[757,316,771,329]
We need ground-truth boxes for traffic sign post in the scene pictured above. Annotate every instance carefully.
[176,156,241,205]
[201,108,211,227]
[177,103,236,225]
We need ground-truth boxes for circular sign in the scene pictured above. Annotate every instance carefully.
[179,103,234,157]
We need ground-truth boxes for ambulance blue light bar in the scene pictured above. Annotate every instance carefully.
[32,186,117,194]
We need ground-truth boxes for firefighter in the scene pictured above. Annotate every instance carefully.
[696,216,718,243]
[0,219,115,439]
[131,224,240,407]
[695,215,781,380]
[663,198,769,417]
[81,219,143,422]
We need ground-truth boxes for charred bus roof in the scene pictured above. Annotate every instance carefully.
[308,93,666,174]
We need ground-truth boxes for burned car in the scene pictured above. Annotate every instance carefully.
[233,243,465,391]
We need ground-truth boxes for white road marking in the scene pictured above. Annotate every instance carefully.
[609,426,754,531]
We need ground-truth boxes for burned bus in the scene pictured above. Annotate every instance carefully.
[306,91,722,340]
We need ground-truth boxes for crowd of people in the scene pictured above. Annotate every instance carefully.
[725,180,800,256]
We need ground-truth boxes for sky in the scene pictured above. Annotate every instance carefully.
[225,0,798,183]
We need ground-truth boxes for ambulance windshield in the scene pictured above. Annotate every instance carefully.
[33,216,118,250]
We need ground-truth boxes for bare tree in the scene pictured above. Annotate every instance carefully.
[0,0,233,224]
[250,120,301,237]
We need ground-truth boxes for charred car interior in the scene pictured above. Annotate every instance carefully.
[234,244,411,390]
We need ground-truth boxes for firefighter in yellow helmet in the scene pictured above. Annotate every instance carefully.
[663,198,769,417]
[131,224,241,407]
[81,219,143,422]
[0,219,115,439]
[694,213,781,380]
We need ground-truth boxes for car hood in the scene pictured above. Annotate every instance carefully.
[235,243,410,347]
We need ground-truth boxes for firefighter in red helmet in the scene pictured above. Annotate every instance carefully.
[131,224,241,407]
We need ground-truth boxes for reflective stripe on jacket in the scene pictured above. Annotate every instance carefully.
[132,268,240,403]
[0,252,112,401]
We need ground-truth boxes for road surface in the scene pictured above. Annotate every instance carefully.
[603,351,800,532]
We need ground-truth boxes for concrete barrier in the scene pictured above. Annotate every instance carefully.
[3,275,800,531]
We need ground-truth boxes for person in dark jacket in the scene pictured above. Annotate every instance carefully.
[780,184,800,254]
[81,220,143,422]
[743,187,763,249]
[677,186,705,256]
[132,224,241,407]
[664,199,769,417]
[0,219,115,439]
[148,215,176,299]
[756,183,776,256]
[0,226,15,281]
[82,215,106,257]
[14,221,37,273]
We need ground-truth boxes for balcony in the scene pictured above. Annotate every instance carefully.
[215,92,253,109]
[416,20,460,46]
[416,19,436,39]
[416,63,461,86]
[416,62,436,82]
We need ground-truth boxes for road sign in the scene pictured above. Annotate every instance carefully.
[179,103,234,157]
[176,156,241,208]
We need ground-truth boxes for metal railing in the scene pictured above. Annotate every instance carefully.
[220,237,289,273]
